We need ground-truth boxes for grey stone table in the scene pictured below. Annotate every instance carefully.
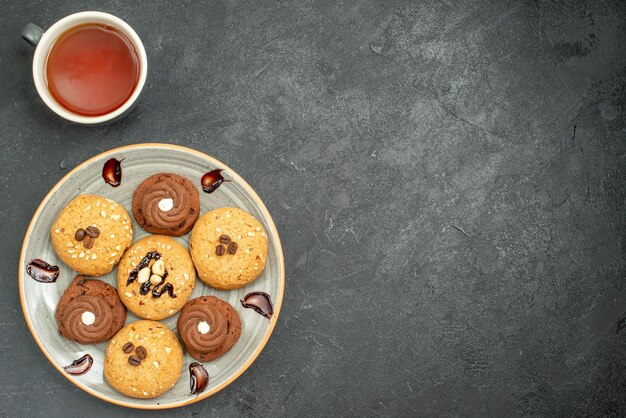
[1,0,624,416]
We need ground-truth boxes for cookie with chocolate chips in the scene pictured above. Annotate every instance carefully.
[55,275,127,344]
[132,173,200,236]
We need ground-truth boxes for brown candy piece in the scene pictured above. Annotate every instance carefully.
[102,158,123,187]
[189,362,209,395]
[219,235,230,244]
[122,342,134,353]
[216,244,225,256]
[64,354,93,376]
[136,345,147,359]
[26,259,59,283]
[241,292,273,319]
[83,236,94,249]
[128,355,141,366]
[201,169,226,193]
[75,228,86,241]
[86,226,100,238]
[228,241,237,254]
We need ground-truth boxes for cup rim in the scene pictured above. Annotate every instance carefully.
[32,11,148,125]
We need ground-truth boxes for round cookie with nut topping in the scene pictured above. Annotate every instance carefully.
[117,235,195,320]
[190,207,268,290]
[104,320,183,399]
[50,194,133,276]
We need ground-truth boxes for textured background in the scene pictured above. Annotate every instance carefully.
[1,0,625,416]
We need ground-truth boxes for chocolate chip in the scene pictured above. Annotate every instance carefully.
[122,342,134,353]
[85,226,100,238]
[228,241,238,254]
[136,345,147,359]
[219,235,231,244]
[83,235,94,249]
[216,244,225,256]
[128,355,141,366]
[75,228,86,241]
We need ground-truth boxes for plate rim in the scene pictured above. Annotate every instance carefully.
[18,143,285,410]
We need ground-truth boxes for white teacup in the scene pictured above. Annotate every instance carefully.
[22,11,148,125]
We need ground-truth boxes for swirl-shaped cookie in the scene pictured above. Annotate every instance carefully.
[55,275,126,344]
[177,296,241,361]
[59,296,113,344]
[132,173,200,236]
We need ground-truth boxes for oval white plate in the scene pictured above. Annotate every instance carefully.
[19,144,284,409]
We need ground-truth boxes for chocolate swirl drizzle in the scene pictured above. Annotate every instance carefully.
[178,303,228,354]
[59,295,113,344]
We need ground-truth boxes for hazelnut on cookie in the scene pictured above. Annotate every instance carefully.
[117,235,195,320]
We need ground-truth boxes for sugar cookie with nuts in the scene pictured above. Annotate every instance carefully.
[190,207,268,290]
[50,194,133,276]
[117,235,195,320]
[104,320,183,399]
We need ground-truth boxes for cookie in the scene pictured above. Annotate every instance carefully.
[104,320,183,399]
[177,296,242,362]
[132,173,200,236]
[50,194,133,276]
[190,207,268,290]
[55,275,126,344]
[117,235,195,320]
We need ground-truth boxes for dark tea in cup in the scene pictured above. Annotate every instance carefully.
[23,12,147,125]
[45,24,140,116]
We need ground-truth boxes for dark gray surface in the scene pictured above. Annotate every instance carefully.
[1,0,624,416]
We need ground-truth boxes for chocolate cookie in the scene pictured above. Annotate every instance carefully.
[177,296,242,362]
[132,173,200,236]
[55,275,126,344]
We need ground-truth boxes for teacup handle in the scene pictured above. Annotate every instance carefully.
[22,23,44,46]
